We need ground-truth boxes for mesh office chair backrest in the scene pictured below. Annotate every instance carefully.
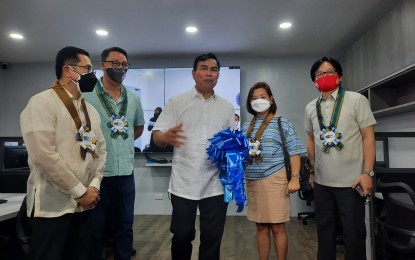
[377,180,415,259]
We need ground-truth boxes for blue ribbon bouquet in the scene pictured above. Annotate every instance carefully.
[206,128,249,212]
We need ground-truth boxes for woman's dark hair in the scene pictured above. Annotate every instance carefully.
[55,46,89,79]
[101,47,128,61]
[246,82,277,116]
[310,56,343,81]
[193,53,220,71]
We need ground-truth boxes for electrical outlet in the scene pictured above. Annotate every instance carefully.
[155,194,163,200]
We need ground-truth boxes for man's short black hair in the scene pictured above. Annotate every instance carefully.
[310,56,343,81]
[193,53,220,71]
[55,46,89,79]
[101,47,128,61]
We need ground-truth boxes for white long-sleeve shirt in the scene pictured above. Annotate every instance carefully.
[20,81,106,217]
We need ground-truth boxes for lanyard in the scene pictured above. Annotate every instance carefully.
[95,80,129,139]
[316,87,345,153]
[246,112,274,164]
[52,83,98,159]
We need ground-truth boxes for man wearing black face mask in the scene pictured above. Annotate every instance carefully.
[20,46,106,260]
[67,65,99,93]
[83,47,145,260]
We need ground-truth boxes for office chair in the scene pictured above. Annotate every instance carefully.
[376,180,415,260]
[14,198,136,258]
[15,195,32,256]
[16,197,32,256]
[297,185,315,225]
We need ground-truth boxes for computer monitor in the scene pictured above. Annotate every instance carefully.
[0,138,30,193]
[3,145,29,170]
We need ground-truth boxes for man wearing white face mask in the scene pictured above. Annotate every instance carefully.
[242,82,306,260]
[83,47,145,260]
[305,56,376,260]
[20,46,106,260]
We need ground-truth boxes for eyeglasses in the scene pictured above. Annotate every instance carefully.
[315,70,337,79]
[103,60,130,69]
[68,64,94,73]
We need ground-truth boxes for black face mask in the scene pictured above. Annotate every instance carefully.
[106,68,126,84]
[78,72,98,92]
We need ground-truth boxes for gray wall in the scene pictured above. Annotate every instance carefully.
[340,0,415,91]
[339,0,415,168]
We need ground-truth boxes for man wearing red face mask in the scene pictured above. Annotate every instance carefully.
[305,56,376,260]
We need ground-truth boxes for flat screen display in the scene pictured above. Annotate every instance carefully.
[3,143,29,170]
[95,66,241,153]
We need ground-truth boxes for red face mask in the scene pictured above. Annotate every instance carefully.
[315,75,340,92]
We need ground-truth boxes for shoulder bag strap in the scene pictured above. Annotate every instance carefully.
[277,117,291,181]
[246,113,274,164]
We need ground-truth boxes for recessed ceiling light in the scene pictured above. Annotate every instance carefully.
[279,22,292,29]
[10,33,24,39]
[186,27,198,33]
[96,29,108,36]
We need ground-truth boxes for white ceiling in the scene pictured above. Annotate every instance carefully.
[0,0,401,63]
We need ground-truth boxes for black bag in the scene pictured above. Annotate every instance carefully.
[277,117,312,191]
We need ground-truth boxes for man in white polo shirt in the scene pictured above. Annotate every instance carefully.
[152,53,235,260]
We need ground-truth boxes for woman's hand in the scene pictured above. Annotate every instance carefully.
[288,177,300,193]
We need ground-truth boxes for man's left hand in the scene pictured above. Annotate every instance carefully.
[352,174,373,196]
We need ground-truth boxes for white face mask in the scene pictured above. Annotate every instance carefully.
[251,99,271,113]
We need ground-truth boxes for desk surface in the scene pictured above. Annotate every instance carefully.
[145,162,172,167]
[0,193,25,222]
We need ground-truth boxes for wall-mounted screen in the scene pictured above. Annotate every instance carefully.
[1,139,29,171]
[95,67,241,153]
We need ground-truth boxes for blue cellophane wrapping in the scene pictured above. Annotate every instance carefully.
[206,128,249,212]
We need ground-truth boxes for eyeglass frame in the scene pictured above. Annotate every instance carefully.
[314,69,337,79]
[67,64,94,73]
[103,60,130,69]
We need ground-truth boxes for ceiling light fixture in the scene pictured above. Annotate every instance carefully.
[186,27,198,33]
[10,33,24,39]
[96,29,108,36]
[279,22,292,29]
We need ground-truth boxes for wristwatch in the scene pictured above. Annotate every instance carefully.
[362,170,375,177]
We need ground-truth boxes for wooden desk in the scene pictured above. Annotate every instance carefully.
[0,193,25,222]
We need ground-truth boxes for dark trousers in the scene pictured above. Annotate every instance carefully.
[30,211,92,260]
[90,173,135,260]
[314,183,367,260]
[170,194,228,260]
